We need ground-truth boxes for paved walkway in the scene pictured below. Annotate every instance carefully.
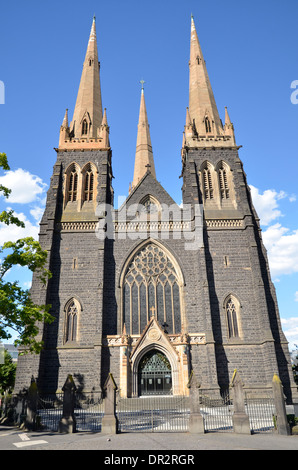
[1,425,298,451]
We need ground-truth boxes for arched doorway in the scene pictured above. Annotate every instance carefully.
[138,349,172,396]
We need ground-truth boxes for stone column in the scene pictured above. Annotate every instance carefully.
[188,371,205,433]
[101,373,118,434]
[272,374,290,435]
[230,369,251,434]
[58,375,77,433]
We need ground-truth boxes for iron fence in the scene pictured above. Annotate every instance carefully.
[37,393,63,431]
[199,389,233,433]
[116,395,190,433]
[7,387,277,434]
[74,392,104,432]
[245,390,275,433]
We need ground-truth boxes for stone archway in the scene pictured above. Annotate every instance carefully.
[138,349,172,396]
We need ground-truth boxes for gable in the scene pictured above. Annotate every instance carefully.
[117,172,180,219]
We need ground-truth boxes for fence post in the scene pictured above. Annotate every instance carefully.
[101,373,118,434]
[58,375,77,433]
[187,371,205,433]
[272,374,290,435]
[230,369,251,434]
[24,376,38,431]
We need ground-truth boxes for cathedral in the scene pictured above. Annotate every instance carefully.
[14,16,297,403]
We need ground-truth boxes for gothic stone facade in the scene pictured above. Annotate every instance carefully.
[14,17,297,403]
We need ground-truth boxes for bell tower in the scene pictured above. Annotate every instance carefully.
[14,17,113,394]
[181,16,296,400]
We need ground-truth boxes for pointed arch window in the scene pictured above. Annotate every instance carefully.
[218,164,230,199]
[82,119,88,135]
[67,167,78,202]
[65,299,79,343]
[225,296,240,338]
[202,164,214,200]
[204,116,212,133]
[122,243,182,335]
[84,167,95,201]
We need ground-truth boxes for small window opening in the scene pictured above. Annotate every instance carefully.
[82,119,88,135]
[205,116,212,133]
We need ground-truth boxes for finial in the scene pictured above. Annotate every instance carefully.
[93,14,96,21]
[140,79,145,91]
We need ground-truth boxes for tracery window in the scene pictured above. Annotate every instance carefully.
[218,163,230,199]
[67,166,78,202]
[65,299,79,342]
[83,165,95,201]
[139,195,160,215]
[225,296,240,338]
[202,164,214,200]
[122,244,182,335]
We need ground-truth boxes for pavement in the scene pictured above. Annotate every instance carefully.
[1,424,298,453]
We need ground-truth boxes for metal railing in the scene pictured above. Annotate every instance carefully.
[245,390,275,433]
[74,392,104,432]
[199,389,233,433]
[116,395,190,433]
[37,393,63,431]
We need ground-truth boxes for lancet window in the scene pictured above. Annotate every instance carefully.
[82,119,88,135]
[225,296,240,338]
[218,163,230,199]
[122,243,182,335]
[65,299,79,343]
[83,165,95,201]
[67,166,78,202]
[202,164,214,200]
[204,116,212,133]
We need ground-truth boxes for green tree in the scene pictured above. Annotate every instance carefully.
[0,153,53,353]
[0,349,16,394]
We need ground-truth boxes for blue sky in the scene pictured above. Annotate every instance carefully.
[0,0,298,349]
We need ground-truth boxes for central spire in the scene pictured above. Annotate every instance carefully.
[131,84,156,190]
[70,16,103,139]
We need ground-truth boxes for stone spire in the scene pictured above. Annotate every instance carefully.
[58,16,110,150]
[184,15,236,148]
[70,16,103,139]
[131,84,156,189]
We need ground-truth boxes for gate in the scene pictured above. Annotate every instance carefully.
[37,393,63,431]
[116,396,190,433]
[245,390,275,433]
[199,390,233,433]
[74,392,104,432]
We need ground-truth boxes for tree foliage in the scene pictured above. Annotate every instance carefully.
[0,349,16,394]
[0,153,53,353]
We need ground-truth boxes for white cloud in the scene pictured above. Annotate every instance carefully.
[281,317,298,350]
[30,206,44,222]
[0,168,47,204]
[262,224,298,277]
[0,210,40,246]
[249,185,298,279]
[249,185,286,226]
[295,292,298,302]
